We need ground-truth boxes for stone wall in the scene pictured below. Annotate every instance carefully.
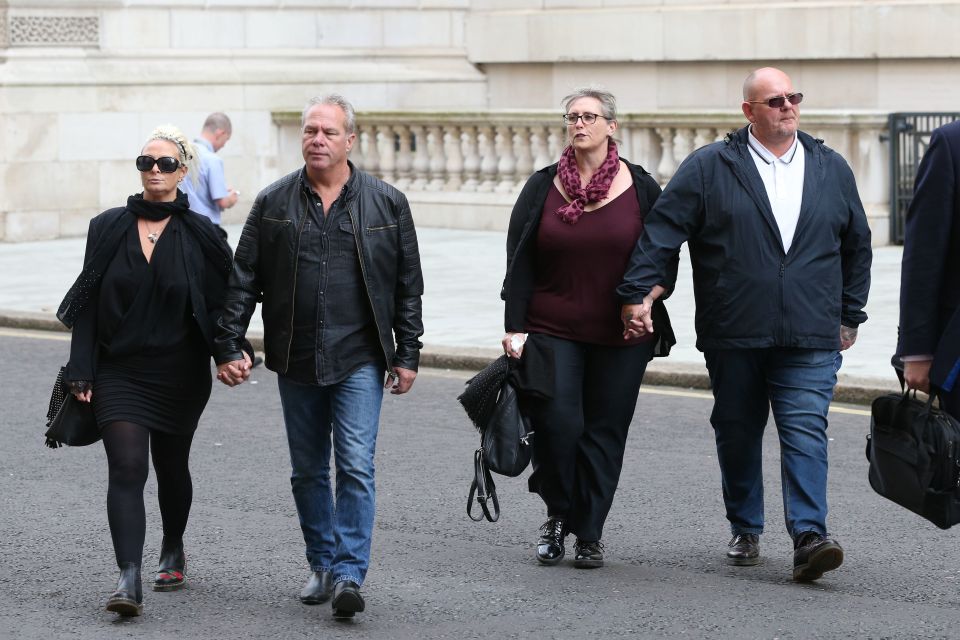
[2,0,960,242]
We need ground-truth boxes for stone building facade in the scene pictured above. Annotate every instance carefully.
[1,0,958,243]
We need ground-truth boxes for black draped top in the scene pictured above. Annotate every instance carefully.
[96,217,198,358]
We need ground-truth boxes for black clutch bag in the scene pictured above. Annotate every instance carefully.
[45,366,100,448]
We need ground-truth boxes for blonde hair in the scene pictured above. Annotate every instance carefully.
[145,124,200,187]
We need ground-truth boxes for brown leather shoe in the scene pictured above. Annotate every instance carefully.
[726,533,761,566]
[793,532,843,581]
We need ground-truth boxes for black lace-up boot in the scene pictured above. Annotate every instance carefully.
[536,517,566,565]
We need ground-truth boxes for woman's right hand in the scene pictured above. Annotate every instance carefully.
[502,332,527,359]
[68,380,93,403]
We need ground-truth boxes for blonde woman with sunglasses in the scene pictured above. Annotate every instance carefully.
[57,125,251,616]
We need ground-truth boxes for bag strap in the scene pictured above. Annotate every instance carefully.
[467,448,500,522]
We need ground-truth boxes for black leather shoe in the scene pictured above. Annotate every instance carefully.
[331,580,365,619]
[726,533,761,566]
[793,531,843,582]
[153,537,186,592]
[573,539,604,569]
[300,570,334,605]
[106,562,143,617]
[536,517,566,565]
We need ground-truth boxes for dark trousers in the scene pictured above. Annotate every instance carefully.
[525,333,654,541]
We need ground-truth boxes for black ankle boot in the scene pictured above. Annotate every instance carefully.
[536,517,566,565]
[153,537,186,592]
[106,562,143,616]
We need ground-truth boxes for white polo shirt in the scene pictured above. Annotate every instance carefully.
[747,126,805,253]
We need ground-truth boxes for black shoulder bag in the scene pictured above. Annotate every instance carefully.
[458,356,535,523]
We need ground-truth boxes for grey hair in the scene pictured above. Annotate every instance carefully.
[202,112,232,134]
[562,88,618,122]
[301,94,356,134]
[145,124,200,187]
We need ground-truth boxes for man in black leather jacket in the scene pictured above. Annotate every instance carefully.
[214,94,424,619]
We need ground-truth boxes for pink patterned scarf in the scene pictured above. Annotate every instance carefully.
[555,139,620,224]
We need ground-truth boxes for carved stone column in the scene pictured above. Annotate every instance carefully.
[530,125,552,171]
[513,125,533,186]
[394,125,413,190]
[477,125,497,192]
[410,125,429,190]
[461,126,481,192]
[495,125,517,193]
[426,125,446,191]
[655,127,677,183]
[378,126,396,184]
[444,126,464,191]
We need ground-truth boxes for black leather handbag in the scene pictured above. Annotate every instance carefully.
[45,366,100,448]
[866,384,960,529]
[458,357,535,522]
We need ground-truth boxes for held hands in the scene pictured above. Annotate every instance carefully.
[621,296,655,340]
[839,325,858,351]
[384,367,417,395]
[216,351,253,387]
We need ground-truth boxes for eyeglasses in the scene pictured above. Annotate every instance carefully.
[746,93,804,109]
[135,155,181,173]
[562,112,608,125]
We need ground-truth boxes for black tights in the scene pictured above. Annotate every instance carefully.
[102,421,194,567]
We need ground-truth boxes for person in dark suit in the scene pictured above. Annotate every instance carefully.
[898,120,960,416]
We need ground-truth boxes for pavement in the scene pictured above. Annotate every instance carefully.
[7,330,960,639]
[0,223,905,403]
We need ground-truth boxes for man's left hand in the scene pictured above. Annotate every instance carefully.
[840,325,858,351]
[385,366,417,395]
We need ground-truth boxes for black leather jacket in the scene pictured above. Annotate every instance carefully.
[215,164,424,373]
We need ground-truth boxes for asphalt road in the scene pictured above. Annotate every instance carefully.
[3,328,960,639]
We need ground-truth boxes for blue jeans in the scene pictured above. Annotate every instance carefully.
[277,364,384,586]
[703,348,842,539]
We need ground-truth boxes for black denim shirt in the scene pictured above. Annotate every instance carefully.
[285,169,384,385]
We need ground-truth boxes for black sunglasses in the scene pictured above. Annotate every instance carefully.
[747,92,804,109]
[136,155,181,173]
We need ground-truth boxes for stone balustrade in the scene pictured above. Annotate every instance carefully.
[281,109,893,241]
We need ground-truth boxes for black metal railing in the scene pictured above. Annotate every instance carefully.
[889,112,960,244]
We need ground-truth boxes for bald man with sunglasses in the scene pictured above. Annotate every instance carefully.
[618,67,872,581]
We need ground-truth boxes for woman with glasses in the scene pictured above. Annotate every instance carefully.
[501,88,676,568]
[58,124,250,616]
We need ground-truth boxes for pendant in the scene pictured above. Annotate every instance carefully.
[147,232,159,244]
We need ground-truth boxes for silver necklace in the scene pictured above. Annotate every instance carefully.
[143,220,163,244]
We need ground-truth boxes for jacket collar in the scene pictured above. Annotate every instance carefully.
[299,160,360,201]
[720,126,825,255]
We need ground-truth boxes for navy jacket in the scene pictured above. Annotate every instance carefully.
[618,126,872,352]
[898,120,960,391]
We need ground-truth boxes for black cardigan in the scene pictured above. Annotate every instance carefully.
[62,207,238,382]
[501,159,677,357]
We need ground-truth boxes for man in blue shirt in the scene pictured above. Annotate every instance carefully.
[182,112,239,236]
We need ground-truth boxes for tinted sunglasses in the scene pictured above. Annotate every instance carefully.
[135,155,181,173]
[747,92,803,109]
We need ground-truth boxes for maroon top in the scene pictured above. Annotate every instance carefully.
[524,183,653,347]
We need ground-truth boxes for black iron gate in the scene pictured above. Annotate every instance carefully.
[889,112,960,244]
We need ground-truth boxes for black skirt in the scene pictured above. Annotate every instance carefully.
[93,343,212,435]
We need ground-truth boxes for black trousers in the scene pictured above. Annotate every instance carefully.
[525,333,654,541]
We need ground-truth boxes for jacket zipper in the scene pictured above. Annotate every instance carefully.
[283,199,311,374]
[778,259,786,344]
[349,203,391,368]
